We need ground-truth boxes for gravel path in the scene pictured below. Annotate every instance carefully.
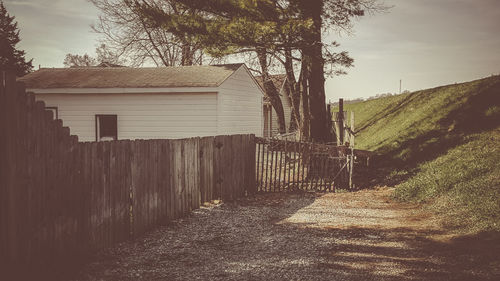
[70,188,500,281]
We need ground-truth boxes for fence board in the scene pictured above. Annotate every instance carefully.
[199,137,212,202]
[167,140,175,221]
[171,139,181,218]
[249,135,255,194]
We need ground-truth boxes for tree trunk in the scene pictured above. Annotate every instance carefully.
[257,48,286,134]
[285,83,299,132]
[302,0,328,143]
[299,60,310,141]
[284,47,300,132]
[181,43,194,65]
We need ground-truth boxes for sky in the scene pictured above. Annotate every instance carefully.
[4,0,500,99]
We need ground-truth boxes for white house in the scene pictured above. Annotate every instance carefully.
[256,75,293,138]
[19,64,264,141]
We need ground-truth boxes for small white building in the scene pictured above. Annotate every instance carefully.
[256,75,293,138]
[19,64,264,141]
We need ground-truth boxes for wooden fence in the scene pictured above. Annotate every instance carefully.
[0,73,255,280]
[255,137,353,192]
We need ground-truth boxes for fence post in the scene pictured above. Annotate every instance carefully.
[339,98,344,145]
[349,111,355,190]
[0,71,9,272]
[326,103,333,142]
[247,134,257,195]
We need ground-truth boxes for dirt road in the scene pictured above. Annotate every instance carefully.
[70,188,500,281]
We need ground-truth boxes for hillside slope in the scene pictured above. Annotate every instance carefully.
[341,75,500,232]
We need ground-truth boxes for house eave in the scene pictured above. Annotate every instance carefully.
[27,87,220,94]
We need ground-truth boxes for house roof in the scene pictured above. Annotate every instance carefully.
[255,74,287,92]
[18,64,244,89]
[255,74,288,102]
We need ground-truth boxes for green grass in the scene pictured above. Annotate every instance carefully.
[395,131,500,231]
[337,75,500,232]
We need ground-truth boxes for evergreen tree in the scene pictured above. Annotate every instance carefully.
[136,0,382,142]
[0,1,33,76]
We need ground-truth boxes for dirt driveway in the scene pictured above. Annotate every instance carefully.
[70,188,500,281]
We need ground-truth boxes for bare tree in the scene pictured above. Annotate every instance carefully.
[89,0,205,66]
[63,44,125,67]
[63,53,96,67]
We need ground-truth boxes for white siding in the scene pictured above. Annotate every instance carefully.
[217,66,263,137]
[35,92,217,141]
[271,93,292,135]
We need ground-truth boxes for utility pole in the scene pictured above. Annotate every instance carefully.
[399,79,402,94]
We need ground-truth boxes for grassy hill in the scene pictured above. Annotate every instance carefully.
[339,75,500,232]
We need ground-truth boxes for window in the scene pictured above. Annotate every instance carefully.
[95,115,117,141]
[46,107,58,119]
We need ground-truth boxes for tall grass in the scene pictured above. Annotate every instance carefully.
[337,75,500,232]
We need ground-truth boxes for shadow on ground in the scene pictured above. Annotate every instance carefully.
[68,191,500,281]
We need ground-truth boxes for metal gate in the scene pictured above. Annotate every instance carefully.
[255,137,353,192]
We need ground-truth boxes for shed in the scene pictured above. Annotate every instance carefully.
[255,75,293,138]
[18,64,264,141]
